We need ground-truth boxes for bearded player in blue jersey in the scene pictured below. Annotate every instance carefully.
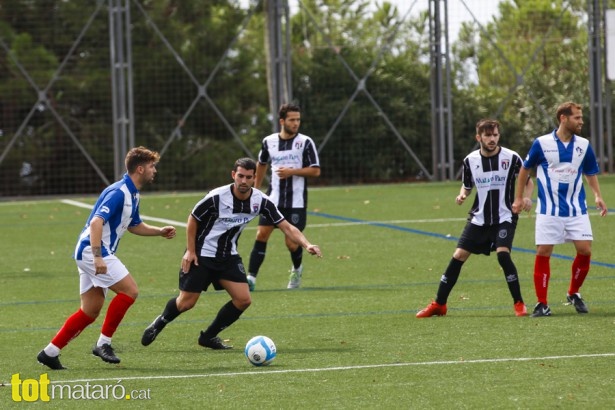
[513,102,608,317]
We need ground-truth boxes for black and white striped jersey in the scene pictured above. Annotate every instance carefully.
[258,133,320,208]
[461,147,523,226]
[191,184,284,258]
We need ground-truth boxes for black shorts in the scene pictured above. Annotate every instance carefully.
[179,255,248,293]
[258,207,306,231]
[457,221,516,256]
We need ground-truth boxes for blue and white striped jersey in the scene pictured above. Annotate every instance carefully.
[462,146,523,226]
[258,133,320,208]
[74,173,142,260]
[523,130,600,217]
[191,184,284,259]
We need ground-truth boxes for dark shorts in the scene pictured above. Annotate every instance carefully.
[179,255,248,293]
[457,221,516,256]
[258,207,306,231]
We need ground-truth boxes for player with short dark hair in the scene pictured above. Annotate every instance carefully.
[247,103,321,290]
[512,102,608,317]
[37,146,177,370]
[416,119,533,318]
[141,158,322,349]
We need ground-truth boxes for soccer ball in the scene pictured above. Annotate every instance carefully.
[244,335,276,366]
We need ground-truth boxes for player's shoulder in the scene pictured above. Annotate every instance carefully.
[464,149,482,161]
[262,133,278,142]
[499,146,521,158]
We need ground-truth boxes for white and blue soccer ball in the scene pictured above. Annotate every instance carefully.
[244,335,276,366]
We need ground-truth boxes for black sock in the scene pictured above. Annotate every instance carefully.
[290,247,303,270]
[248,240,267,277]
[160,297,181,324]
[202,301,245,339]
[435,258,464,305]
[497,251,523,303]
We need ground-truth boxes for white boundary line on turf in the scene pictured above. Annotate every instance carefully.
[14,352,614,386]
[60,199,468,228]
[61,199,187,227]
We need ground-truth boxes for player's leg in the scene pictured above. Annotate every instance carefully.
[199,257,251,350]
[90,257,137,364]
[286,208,307,289]
[564,215,592,313]
[247,219,275,290]
[142,263,205,346]
[493,223,526,316]
[37,283,102,370]
[531,214,564,317]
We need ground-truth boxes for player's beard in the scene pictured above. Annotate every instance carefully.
[480,141,498,153]
[283,124,298,136]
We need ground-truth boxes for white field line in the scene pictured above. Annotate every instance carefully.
[60,199,467,229]
[15,352,615,386]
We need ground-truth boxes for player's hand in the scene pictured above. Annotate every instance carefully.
[596,197,608,217]
[275,167,293,179]
[181,250,198,273]
[511,198,523,214]
[522,198,533,212]
[455,194,466,205]
[306,244,322,258]
[160,226,176,239]
[94,257,108,275]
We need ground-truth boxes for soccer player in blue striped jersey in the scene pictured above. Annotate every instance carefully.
[416,119,534,318]
[247,103,321,290]
[141,158,322,350]
[512,102,608,317]
[37,147,177,370]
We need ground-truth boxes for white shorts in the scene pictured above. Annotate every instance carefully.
[77,247,130,295]
[535,214,593,245]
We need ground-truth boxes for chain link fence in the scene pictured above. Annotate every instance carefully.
[0,0,609,196]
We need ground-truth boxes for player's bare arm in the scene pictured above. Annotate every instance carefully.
[254,162,269,189]
[585,174,608,217]
[181,215,199,272]
[128,223,176,238]
[512,167,532,214]
[89,216,107,275]
[456,187,471,205]
[277,220,322,257]
[276,166,321,179]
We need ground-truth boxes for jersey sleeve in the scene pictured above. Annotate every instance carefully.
[93,190,124,224]
[129,207,142,227]
[582,144,600,175]
[302,137,320,168]
[191,194,217,221]
[461,157,473,190]
[260,197,285,225]
[258,139,270,164]
[522,139,543,169]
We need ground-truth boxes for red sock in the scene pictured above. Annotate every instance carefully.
[568,253,591,295]
[534,255,551,304]
[51,309,96,349]
[101,293,135,338]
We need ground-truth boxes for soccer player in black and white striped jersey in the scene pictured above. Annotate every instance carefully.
[141,158,322,350]
[416,119,534,318]
[247,103,321,290]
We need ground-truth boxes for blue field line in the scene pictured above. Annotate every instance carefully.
[308,211,615,269]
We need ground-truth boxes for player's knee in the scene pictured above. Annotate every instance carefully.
[176,294,198,312]
[234,296,251,311]
[496,251,512,266]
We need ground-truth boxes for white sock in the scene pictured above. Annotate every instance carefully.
[44,343,60,357]
[97,334,112,347]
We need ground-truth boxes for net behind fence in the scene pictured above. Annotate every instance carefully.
[0,0,607,196]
